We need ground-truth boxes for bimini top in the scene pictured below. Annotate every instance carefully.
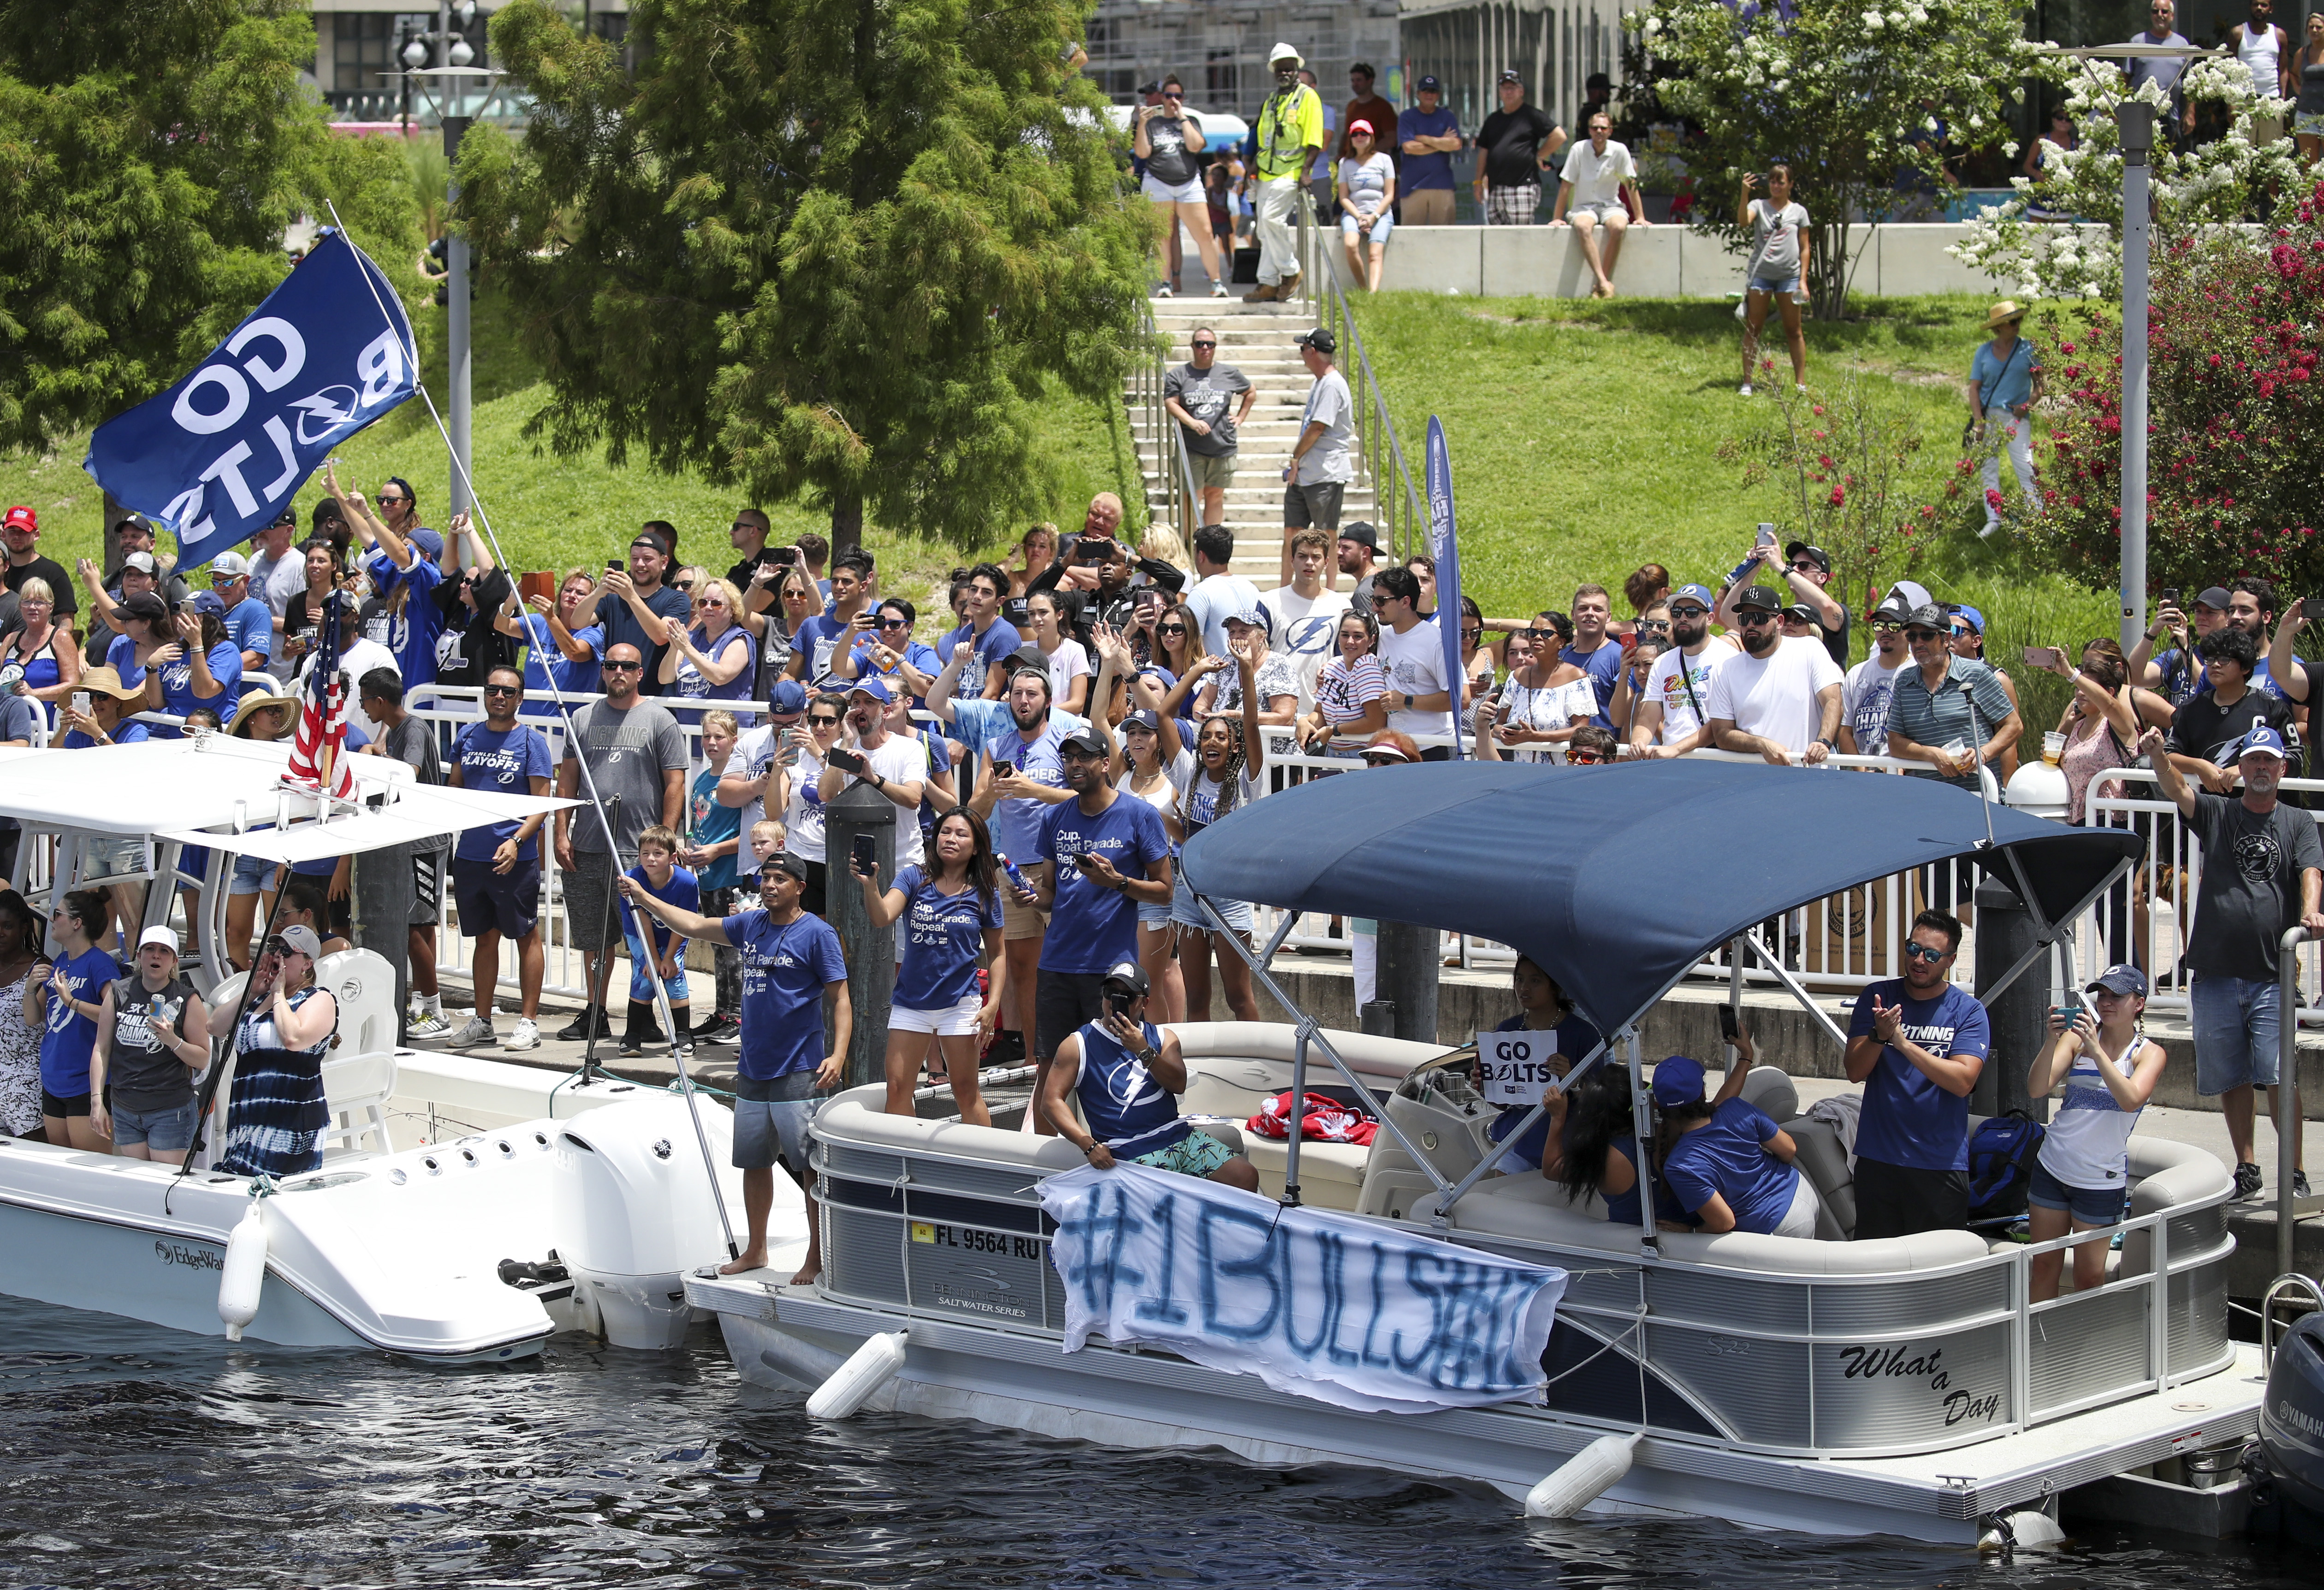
[1180,760,2142,1036]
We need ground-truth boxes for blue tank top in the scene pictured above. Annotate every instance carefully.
[1071,1018,1189,1157]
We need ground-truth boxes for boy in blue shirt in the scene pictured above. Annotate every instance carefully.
[687,709,747,1043]
[1844,908,1989,1239]
[616,824,700,1058]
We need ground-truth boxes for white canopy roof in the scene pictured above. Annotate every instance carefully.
[3,737,573,860]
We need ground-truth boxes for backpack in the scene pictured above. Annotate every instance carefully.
[1966,1111,2045,1224]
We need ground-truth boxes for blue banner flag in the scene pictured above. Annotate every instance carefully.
[1425,416,1465,760]
[83,231,415,571]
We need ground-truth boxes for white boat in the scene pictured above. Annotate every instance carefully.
[1,735,805,1356]
[689,762,2259,1543]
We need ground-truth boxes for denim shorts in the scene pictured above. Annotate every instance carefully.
[2188,971,2282,1093]
[1340,209,1394,245]
[228,852,273,897]
[1168,869,1253,933]
[2029,1158,2129,1227]
[113,1099,198,1152]
[732,1095,815,1177]
[1750,274,1801,296]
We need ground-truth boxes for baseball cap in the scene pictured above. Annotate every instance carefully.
[1120,708,1162,734]
[2086,963,2149,997]
[3,506,35,533]
[210,551,251,579]
[1224,603,1272,636]
[1782,603,1816,623]
[1417,73,1443,93]
[188,590,227,618]
[1498,68,1524,83]
[1872,597,1913,626]
[2238,724,2290,761]
[1101,959,1151,996]
[630,528,672,558]
[115,511,155,537]
[407,526,445,562]
[1349,118,1375,138]
[1295,326,1337,355]
[2194,586,2232,612]
[1784,541,1832,573]
[1884,579,1933,612]
[1949,603,1986,635]
[118,591,168,623]
[1060,725,1111,757]
[1733,585,1784,614]
[1337,521,1378,550]
[766,679,808,718]
[760,852,810,882]
[138,925,181,955]
[1903,602,1950,632]
[1670,583,1715,610]
[268,505,298,531]
[272,923,324,961]
[847,676,894,705]
[1138,664,1179,692]
[122,551,159,577]
[1651,1056,1707,1108]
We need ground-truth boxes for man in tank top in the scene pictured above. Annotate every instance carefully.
[2232,0,2291,141]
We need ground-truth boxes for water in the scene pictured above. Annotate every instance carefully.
[0,1294,2310,1590]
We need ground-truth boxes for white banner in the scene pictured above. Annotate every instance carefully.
[1477,1028,1560,1107]
[1038,1162,1566,1414]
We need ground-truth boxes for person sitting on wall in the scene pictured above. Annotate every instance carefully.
[1038,959,1259,1189]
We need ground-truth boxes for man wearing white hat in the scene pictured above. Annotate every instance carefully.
[1249,43,1324,302]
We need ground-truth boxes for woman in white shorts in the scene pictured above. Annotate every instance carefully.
[1338,121,1397,291]
[1114,707,1189,1024]
[1133,83,1227,297]
[854,807,1006,1125]
[1164,639,1269,1023]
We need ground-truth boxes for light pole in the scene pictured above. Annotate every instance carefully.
[2117,99,2152,654]
[401,2,490,521]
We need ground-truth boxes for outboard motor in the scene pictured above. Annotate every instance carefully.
[548,1098,733,1350]
[2259,1310,2324,1533]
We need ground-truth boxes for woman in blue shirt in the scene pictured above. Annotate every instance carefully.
[660,575,757,726]
[26,889,119,1152]
[854,806,1005,1126]
[1652,1055,1820,1238]
[512,568,605,718]
[1484,956,1603,1171]
[141,598,241,736]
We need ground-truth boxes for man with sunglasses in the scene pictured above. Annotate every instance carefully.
[1164,328,1254,527]
[448,666,554,1051]
[1704,585,1843,764]
[724,507,794,593]
[1838,596,1914,757]
[1634,583,1739,758]
[1884,603,2021,789]
[1719,538,1848,668]
[1844,909,1988,1240]
[554,642,689,1042]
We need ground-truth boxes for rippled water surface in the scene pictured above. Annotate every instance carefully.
[0,1294,2311,1589]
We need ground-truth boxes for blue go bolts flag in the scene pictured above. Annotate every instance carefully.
[83,230,416,570]
[1424,416,1465,760]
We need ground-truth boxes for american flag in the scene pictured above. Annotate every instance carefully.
[284,590,355,800]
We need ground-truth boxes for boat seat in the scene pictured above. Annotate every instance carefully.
[1659,1225,1990,1273]
[320,1048,397,1157]
[1779,1116,1856,1241]
[1737,1065,1797,1125]
[1448,1186,1646,1255]
[2117,1135,2233,1279]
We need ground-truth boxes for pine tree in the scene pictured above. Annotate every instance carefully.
[0,1,422,454]
[456,0,1150,551]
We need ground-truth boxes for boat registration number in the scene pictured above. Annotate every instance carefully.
[1477,1030,1560,1106]
[911,1221,1043,1260]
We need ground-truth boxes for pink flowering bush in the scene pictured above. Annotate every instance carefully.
[1721,366,1928,601]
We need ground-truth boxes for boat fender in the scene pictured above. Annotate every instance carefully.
[805,1330,909,1419]
[217,1201,269,1342]
[1976,1509,2065,1553]
[756,1333,848,1394]
[1523,1431,1640,1519]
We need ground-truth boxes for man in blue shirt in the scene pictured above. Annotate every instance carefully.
[1968,302,2044,535]
[1398,75,1464,227]
[1844,908,1989,1239]
[936,562,1022,701]
[621,853,852,1283]
[1562,584,1624,728]
[208,552,276,678]
[788,548,876,685]
[588,527,692,695]
[1017,725,1171,1129]
[448,666,555,1052]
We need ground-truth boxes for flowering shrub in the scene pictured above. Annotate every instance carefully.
[1626,0,2035,315]
[1952,59,2304,300]
[1720,367,1931,601]
[2031,190,2324,592]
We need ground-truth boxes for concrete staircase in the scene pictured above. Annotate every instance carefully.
[1131,295,1379,587]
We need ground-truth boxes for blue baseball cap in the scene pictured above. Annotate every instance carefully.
[766,680,808,717]
[1120,708,1163,734]
[1139,664,1179,690]
[847,676,893,705]
[1670,583,1715,610]
[408,525,445,562]
[188,590,227,618]
[1949,604,1986,636]
[2238,724,2290,761]
[1650,1056,1707,1108]
[2086,963,2149,997]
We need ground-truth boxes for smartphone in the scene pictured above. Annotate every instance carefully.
[1718,1005,1739,1042]
[826,745,867,775]
[850,832,877,875]
[772,546,799,566]
[990,760,1016,779]
[1755,522,1778,550]
[2022,645,2063,669]
[605,559,622,573]
[2303,598,2324,623]
[1105,989,1132,1018]
[2159,588,2180,607]
[70,691,91,719]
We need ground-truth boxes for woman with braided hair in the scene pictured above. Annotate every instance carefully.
[1163,632,1266,1023]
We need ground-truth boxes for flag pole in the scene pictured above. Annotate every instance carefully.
[323,202,739,1262]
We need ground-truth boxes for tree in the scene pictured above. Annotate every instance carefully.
[1626,0,2034,317]
[1953,57,2303,301]
[455,0,1151,553]
[0,1,423,456]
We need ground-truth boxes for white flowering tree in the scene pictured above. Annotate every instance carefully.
[1628,0,2037,316]
[1951,56,2305,300]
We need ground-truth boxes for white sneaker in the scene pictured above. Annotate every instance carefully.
[1153,281,1174,298]
[448,1015,495,1047]
[503,1017,540,1052]
[408,1010,454,1040]
[1210,279,1230,297]
[1738,382,1754,398]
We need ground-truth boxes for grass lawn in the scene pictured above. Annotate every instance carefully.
[1344,289,2150,752]
[0,288,1141,600]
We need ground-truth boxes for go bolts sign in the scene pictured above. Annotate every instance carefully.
[84,230,416,569]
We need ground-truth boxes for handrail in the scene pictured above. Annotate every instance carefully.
[1291,190,1429,562]
[2279,926,2315,1281]
[1132,297,1202,539]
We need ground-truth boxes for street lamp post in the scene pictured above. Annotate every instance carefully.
[2117,100,2153,654]
[400,2,490,522]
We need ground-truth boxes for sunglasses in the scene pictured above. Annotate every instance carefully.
[1902,942,1948,963]
[376,495,408,505]
[1905,628,1943,641]
[1190,339,1216,349]
[1567,751,1605,765]
[260,936,303,958]
[877,616,909,630]
[1157,623,1188,636]
[601,659,643,670]
[1667,606,1708,620]
[1637,619,1670,633]
[694,596,726,609]
[808,714,842,726]
[1736,612,1777,627]
[482,684,521,697]
[1461,627,1483,641]
[1790,560,1819,573]
[1362,753,1405,765]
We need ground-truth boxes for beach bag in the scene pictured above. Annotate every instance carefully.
[1966,1111,2045,1224]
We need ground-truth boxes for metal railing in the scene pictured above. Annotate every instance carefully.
[1129,298,1204,539]
[1290,191,1429,562]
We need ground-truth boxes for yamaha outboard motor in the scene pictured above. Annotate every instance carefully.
[2259,1310,2324,1532]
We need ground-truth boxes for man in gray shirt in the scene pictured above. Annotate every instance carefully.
[1279,325,1355,586]
[554,641,688,1040]
[1162,326,1255,529]
[2124,0,2196,137]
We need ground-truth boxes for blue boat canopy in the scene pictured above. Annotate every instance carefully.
[1180,760,2143,1036]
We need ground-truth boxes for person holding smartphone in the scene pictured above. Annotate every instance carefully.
[2027,966,2169,1300]
[854,806,1006,1125]
[816,679,927,869]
